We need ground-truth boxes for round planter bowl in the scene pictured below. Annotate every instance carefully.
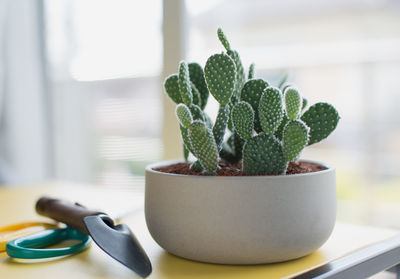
[145,160,336,264]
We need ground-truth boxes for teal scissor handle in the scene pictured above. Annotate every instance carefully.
[6,227,91,259]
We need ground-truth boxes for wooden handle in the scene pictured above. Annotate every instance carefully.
[36,197,105,234]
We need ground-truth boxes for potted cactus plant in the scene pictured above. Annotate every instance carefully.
[145,28,340,264]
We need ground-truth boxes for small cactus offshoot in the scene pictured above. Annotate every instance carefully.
[163,28,340,175]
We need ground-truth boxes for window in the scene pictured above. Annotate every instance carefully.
[45,0,163,188]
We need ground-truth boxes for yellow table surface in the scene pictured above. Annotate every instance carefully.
[0,181,398,279]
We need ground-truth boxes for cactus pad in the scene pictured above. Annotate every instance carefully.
[241,79,269,111]
[190,160,203,171]
[213,104,229,149]
[232,131,245,162]
[301,102,340,145]
[189,104,205,122]
[228,50,246,101]
[243,134,286,175]
[217,27,231,51]
[283,120,309,162]
[231,101,254,140]
[164,74,182,104]
[179,125,194,155]
[241,79,269,132]
[259,86,284,135]
[175,104,193,128]
[188,121,219,173]
[189,62,209,110]
[274,114,289,141]
[302,97,308,111]
[183,144,189,161]
[191,83,202,108]
[248,63,255,79]
[204,53,236,105]
[178,61,193,105]
[284,87,302,120]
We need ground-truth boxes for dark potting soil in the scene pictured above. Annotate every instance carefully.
[154,161,326,176]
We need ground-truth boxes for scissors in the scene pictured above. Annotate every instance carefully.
[0,222,91,259]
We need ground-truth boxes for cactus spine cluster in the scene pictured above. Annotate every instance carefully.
[164,28,340,175]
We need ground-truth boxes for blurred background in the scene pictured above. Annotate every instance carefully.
[0,0,399,229]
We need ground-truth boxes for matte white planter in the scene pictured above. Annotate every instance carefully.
[145,160,336,264]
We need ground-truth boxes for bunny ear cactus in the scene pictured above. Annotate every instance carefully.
[165,27,340,175]
[259,87,284,135]
[191,83,202,108]
[248,63,255,79]
[283,120,309,162]
[204,54,237,105]
[188,121,219,174]
[178,61,193,105]
[217,28,245,105]
[175,104,193,128]
[284,87,302,120]
[188,63,209,110]
[164,74,182,104]
[231,102,254,141]
[241,79,269,132]
[301,103,340,145]
[213,104,230,150]
[243,134,287,175]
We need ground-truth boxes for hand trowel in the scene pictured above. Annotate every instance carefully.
[35,197,152,277]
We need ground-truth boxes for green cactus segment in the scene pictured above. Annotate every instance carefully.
[283,120,309,162]
[189,104,205,122]
[259,87,284,135]
[188,121,219,173]
[284,87,302,120]
[228,50,246,101]
[179,125,194,155]
[302,97,308,111]
[231,102,254,140]
[183,144,189,161]
[164,74,182,104]
[175,104,193,129]
[301,102,340,145]
[240,79,269,132]
[213,104,229,149]
[178,61,193,105]
[240,79,269,113]
[248,63,255,79]
[243,134,286,175]
[204,53,236,105]
[274,114,289,141]
[190,160,204,171]
[188,63,209,110]
[217,27,231,51]
[191,83,202,108]
[233,131,245,161]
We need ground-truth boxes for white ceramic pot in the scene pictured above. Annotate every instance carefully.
[145,160,336,264]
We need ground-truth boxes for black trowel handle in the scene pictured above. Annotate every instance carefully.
[36,197,108,234]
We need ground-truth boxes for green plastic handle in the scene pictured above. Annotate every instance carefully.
[6,227,91,259]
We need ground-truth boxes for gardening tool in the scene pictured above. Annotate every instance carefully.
[35,197,152,278]
[6,227,91,259]
[0,222,91,258]
[0,222,58,252]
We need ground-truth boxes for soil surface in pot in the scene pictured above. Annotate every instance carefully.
[154,161,326,176]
